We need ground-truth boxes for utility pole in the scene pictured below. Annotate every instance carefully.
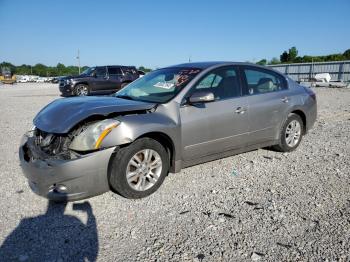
[188,55,191,63]
[76,49,81,74]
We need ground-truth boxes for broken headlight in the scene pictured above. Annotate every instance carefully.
[69,119,120,151]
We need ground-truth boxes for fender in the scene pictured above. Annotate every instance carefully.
[101,110,181,161]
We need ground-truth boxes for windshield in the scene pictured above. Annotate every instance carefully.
[115,67,202,103]
[81,67,95,76]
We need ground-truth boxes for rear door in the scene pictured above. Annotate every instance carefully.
[180,66,250,160]
[107,66,123,91]
[240,66,290,144]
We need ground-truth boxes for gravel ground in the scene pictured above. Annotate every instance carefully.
[0,83,349,261]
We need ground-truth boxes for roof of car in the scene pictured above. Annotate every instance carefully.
[95,65,136,68]
[169,61,258,69]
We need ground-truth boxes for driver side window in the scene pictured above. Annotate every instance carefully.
[192,67,241,100]
[95,67,107,78]
[196,74,222,89]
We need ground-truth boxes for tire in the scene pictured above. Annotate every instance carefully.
[120,82,129,89]
[273,113,304,152]
[109,138,169,199]
[74,84,90,96]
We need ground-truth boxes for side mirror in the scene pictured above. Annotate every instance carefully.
[189,91,215,104]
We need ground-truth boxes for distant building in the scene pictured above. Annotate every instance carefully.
[268,60,350,82]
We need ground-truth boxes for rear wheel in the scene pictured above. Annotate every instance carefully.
[273,113,304,152]
[121,82,129,89]
[75,84,90,96]
[109,138,169,199]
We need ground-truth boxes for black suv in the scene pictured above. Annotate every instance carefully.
[59,65,140,96]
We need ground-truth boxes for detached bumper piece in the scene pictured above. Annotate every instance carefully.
[19,135,115,201]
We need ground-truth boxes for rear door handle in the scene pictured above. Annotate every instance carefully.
[235,106,247,114]
[281,97,289,103]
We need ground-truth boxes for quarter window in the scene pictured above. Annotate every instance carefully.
[243,67,286,95]
[192,67,241,100]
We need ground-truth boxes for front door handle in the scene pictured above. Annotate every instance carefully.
[235,106,247,114]
[281,97,289,103]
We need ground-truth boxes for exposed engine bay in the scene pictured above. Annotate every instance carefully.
[24,123,92,161]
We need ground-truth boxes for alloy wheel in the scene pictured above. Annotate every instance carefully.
[76,85,88,96]
[285,120,301,147]
[126,149,162,191]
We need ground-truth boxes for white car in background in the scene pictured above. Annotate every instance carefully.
[36,77,46,83]
[17,75,30,83]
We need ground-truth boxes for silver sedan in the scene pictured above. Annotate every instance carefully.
[19,62,317,201]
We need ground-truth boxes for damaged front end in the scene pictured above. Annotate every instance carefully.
[23,117,121,162]
[19,124,117,201]
[19,95,159,201]
[23,128,77,162]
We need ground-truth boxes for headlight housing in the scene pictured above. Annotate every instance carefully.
[69,119,120,151]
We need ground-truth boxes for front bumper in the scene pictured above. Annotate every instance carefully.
[19,136,116,201]
[59,83,73,96]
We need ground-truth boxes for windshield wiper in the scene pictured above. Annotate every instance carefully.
[115,94,135,101]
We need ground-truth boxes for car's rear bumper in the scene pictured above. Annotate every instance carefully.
[19,135,116,201]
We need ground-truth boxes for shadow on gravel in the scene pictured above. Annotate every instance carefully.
[0,201,98,261]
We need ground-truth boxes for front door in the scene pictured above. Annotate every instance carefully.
[180,66,250,161]
[91,66,109,91]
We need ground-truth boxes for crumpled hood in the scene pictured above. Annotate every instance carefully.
[34,96,156,133]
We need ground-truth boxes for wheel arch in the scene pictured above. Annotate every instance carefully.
[137,132,176,173]
[290,109,307,134]
[73,81,90,88]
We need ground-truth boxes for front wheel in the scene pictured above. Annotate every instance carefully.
[273,113,304,152]
[109,138,169,199]
[74,84,90,96]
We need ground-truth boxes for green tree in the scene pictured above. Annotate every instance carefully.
[138,66,152,73]
[32,63,47,76]
[342,49,350,60]
[269,57,281,65]
[280,51,289,63]
[256,59,267,65]
[288,47,298,62]
[56,63,66,76]
[293,56,303,63]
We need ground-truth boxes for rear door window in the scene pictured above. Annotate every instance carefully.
[108,67,122,76]
[242,67,287,95]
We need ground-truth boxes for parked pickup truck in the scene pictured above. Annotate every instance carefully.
[59,65,140,96]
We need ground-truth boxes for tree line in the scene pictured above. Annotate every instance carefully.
[257,47,350,65]
[0,62,152,77]
[3,48,350,75]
